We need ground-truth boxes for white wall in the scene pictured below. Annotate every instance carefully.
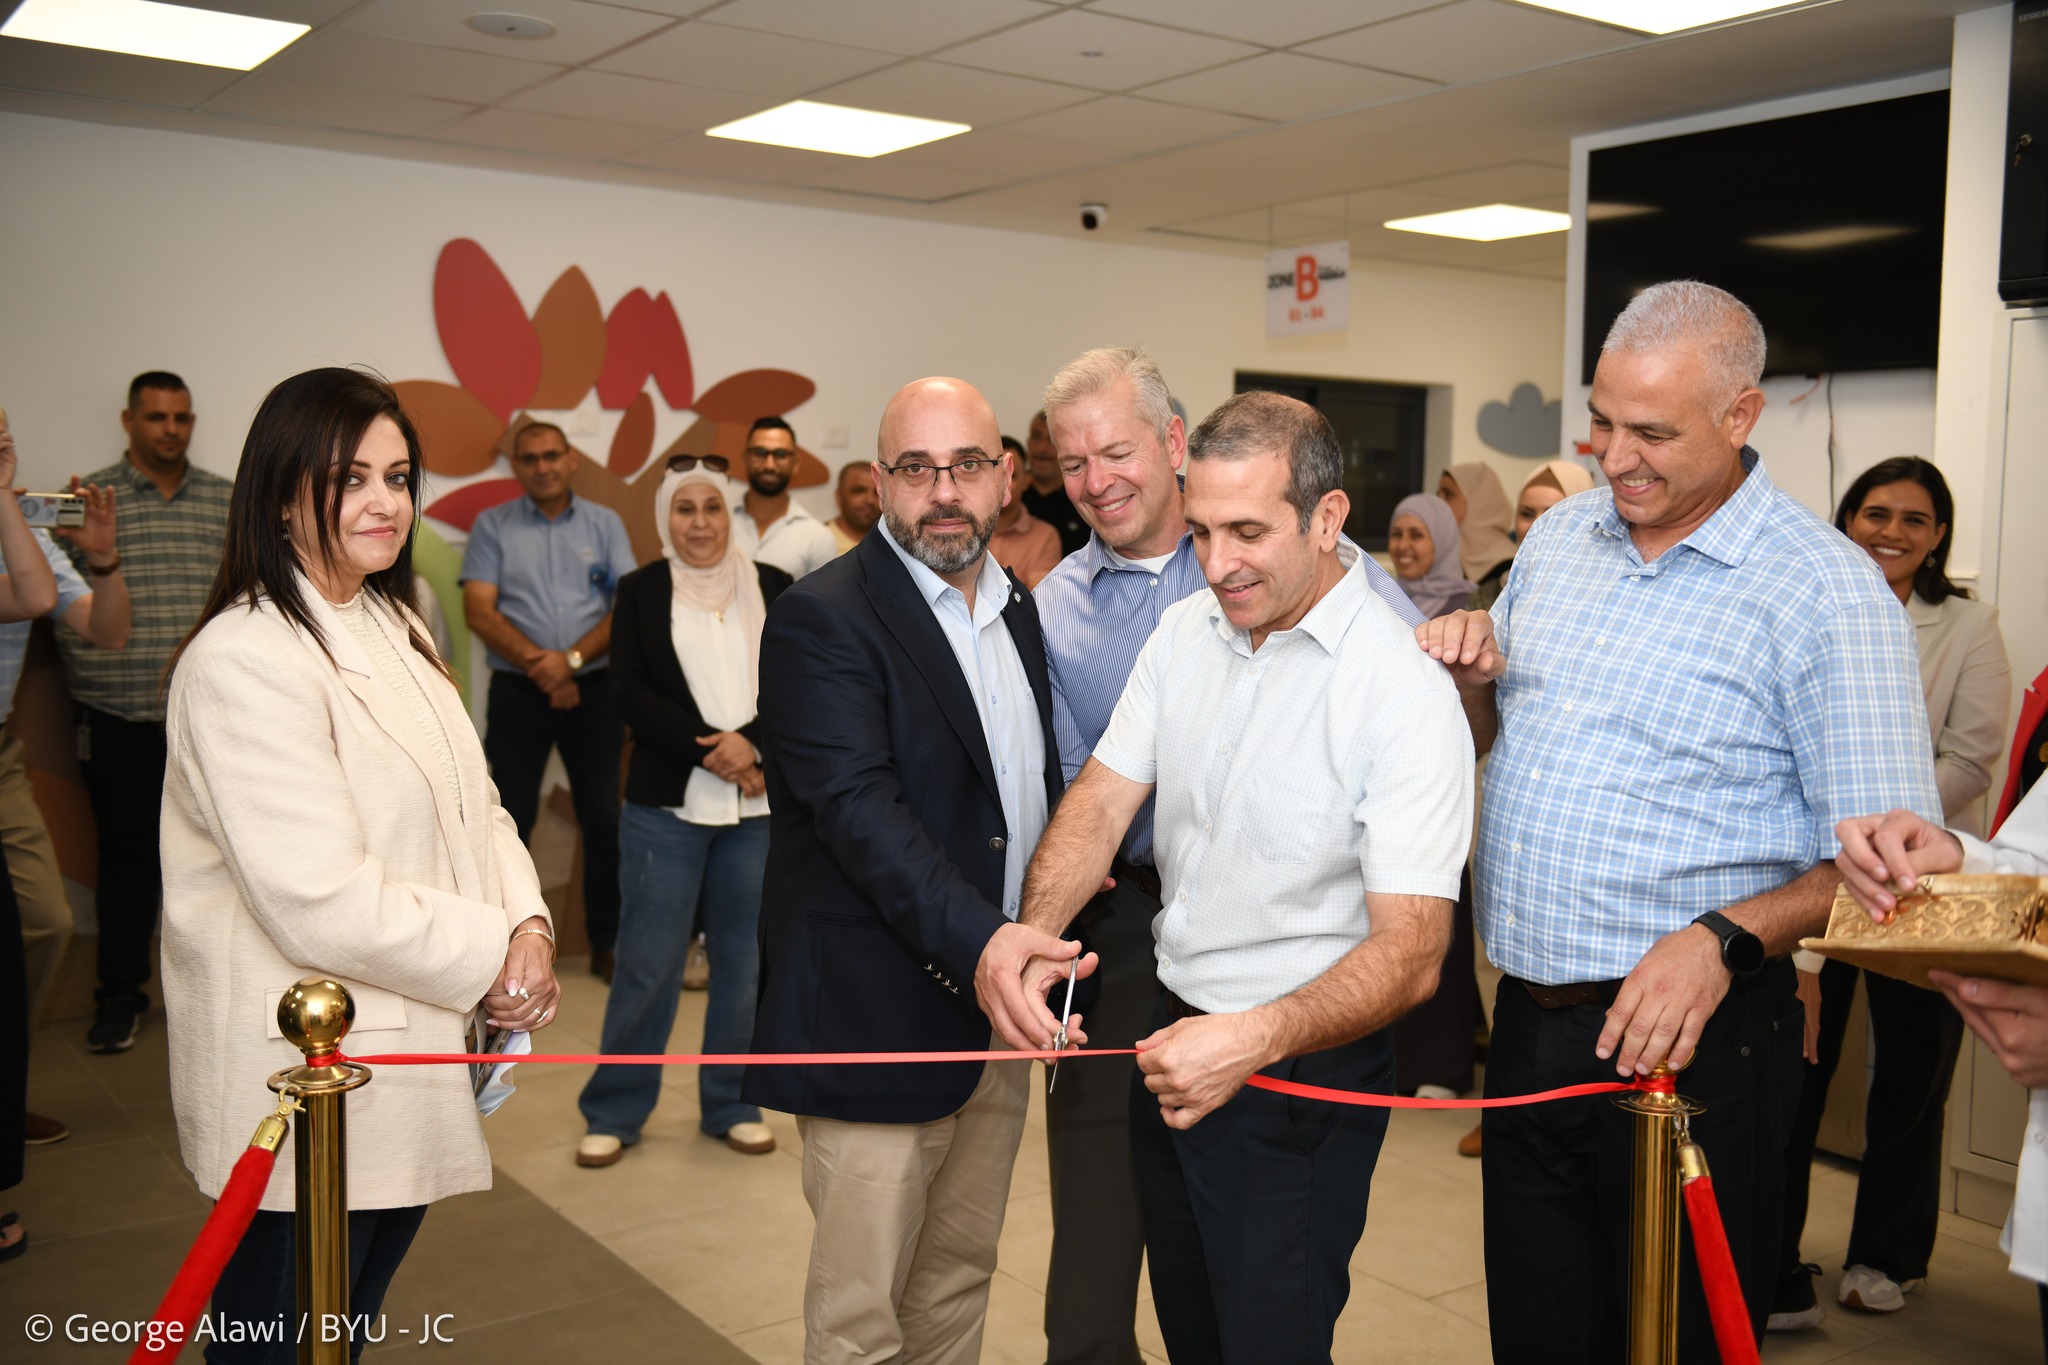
[0,111,1562,527]
[1564,70,1956,541]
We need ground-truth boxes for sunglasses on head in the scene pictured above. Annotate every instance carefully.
[665,454,731,475]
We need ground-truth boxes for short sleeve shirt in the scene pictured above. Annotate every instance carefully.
[460,496,637,674]
[0,530,92,721]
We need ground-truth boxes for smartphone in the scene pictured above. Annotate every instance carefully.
[20,493,84,528]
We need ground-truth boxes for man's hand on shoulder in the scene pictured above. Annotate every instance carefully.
[1134,1012,1280,1129]
[1597,924,1731,1078]
[1414,609,1503,689]
[973,922,1094,1052]
[1834,809,1964,920]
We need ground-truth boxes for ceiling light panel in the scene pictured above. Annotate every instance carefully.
[1512,1,1805,35]
[0,0,309,69]
[707,100,970,157]
[1383,203,1572,240]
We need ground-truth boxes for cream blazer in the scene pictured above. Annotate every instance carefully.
[1910,591,2012,837]
[161,583,549,1212]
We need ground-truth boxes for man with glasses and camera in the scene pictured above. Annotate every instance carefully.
[731,415,837,580]
[749,377,1076,1365]
[462,420,638,980]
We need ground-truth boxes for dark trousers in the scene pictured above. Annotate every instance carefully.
[484,669,621,952]
[1045,878,1159,1365]
[1130,996,1393,1365]
[1780,960,1965,1283]
[206,1204,426,1363]
[77,706,166,1002]
[1482,962,1803,1365]
[1390,866,1479,1094]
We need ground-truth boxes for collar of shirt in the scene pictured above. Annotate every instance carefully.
[1201,543,1369,659]
[1082,529,1195,581]
[877,518,1011,628]
[520,493,576,521]
[118,457,191,500]
[733,495,820,528]
[1591,446,1771,570]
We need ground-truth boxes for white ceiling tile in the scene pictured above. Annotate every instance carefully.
[620,131,852,182]
[428,107,674,160]
[798,157,1012,201]
[341,0,677,66]
[1003,94,1266,152]
[811,58,1095,126]
[1154,208,1272,242]
[1301,1,1636,84]
[1137,51,1434,122]
[1086,0,1440,48]
[257,29,564,104]
[939,10,1258,92]
[0,37,242,106]
[1390,159,1568,201]
[503,70,764,133]
[593,20,901,96]
[195,1,359,23]
[882,127,1105,176]
[201,76,472,136]
[705,0,1049,56]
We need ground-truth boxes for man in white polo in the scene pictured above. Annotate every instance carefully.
[980,388,1473,1363]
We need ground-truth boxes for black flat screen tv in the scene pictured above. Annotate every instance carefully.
[1582,90,1949,383]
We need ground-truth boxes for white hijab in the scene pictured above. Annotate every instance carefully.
[655,464,766,733]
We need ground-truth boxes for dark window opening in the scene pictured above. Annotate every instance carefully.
[1231,373,1429,552]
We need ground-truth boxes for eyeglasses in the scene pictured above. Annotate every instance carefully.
[665,454,731,475]
[512,449,568,468]
[879,458,1001,490]
[743,446,797,462]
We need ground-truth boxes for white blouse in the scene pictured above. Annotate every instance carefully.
[669,597,769,826]
[334,591,462,820]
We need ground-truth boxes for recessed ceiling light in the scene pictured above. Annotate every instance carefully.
[0,0,308,69]
[1746,225,1914,251]
[1585,201,1660,222]
[1514,1,1804,35]
[1384,204,1573,241]
[706,100,970,158]
[466,13,556,41]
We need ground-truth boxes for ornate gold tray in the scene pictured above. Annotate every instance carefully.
[1800,874,2048,989]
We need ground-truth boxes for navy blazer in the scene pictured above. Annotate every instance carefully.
[743,531,1062,1123]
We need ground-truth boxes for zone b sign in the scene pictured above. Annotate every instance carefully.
[1265,241,1349,336]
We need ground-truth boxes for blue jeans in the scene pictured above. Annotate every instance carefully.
[580,803,768,1139]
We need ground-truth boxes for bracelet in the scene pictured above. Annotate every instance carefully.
[88,557,121,577]
[511,925,556,962]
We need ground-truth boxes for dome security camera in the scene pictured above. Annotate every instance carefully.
[1080,203,1108,231]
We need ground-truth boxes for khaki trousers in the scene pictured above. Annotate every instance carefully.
[0,732,71,1025]
[797,1043,1029,1365]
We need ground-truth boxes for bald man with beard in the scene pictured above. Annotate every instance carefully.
[747,378,1079,1365]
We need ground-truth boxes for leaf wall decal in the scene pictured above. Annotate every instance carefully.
[597,288,659,410]
[423,477,524,533]
[648,291,694,409]
[530,265,607,409]
[395,380,505,477]
[693,369,815,422]
[609,391,655,477]
[433,239,541,424]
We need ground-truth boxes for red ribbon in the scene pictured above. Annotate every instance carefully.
[344,1047,1657,1109]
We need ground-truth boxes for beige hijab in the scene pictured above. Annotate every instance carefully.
[1520,459,1597,503]
[655,465,766,724]
[1445,462,1518,580]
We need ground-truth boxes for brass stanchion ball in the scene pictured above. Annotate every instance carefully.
[277,977,354,1058]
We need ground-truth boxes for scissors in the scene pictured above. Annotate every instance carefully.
[1048,958,1078,1094]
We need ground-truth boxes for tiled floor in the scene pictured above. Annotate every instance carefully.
[2,964,2039,1363]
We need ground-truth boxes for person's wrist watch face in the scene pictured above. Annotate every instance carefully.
[565,648,584,671]
[1696,911,1765,977]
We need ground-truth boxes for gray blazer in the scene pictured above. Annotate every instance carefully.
[1909,591,2011,835]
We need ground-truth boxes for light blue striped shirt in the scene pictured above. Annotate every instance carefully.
[1,530,93,722]
[1037,531,1425,867]
[1478,451,1941,985]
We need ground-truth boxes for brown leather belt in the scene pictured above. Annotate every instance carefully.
[1163,988,1207,1019]
[1113,857,1162,900]
[1521,978,1624,1010]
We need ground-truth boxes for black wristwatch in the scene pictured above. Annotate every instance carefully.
[1692,911,1765,978]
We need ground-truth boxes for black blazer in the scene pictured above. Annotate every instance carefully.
[743,532,1062,1124]
[611,558,793,810]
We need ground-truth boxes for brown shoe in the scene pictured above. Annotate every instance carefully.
[1457,1124,1482,1158]
[23,1113,69,1146]
[682,936,709,991]
[576,1134,625,1167]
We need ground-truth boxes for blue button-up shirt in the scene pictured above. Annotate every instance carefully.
[878,521,1048,920]
[459,496,638,673]
[1478,450,1942,985]
[1,530,92,721]
[1037,531,1427,867]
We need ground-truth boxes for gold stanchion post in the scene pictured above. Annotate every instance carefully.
[1614,1062,1704,1365]
[268,978,373,1365]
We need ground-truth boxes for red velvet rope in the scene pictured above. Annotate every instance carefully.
[1682,1174,1762,1365]
[128,1144,276,1364]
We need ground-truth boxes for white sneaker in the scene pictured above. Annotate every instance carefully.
[1838,1264,1908,1313]
[576,1134,624,1168]
[723,1121,776,1155]
[1414,1084,1459,1101]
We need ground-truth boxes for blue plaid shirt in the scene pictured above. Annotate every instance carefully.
[1478,450,1941,985]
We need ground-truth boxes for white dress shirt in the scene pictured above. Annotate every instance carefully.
[877,522,1047,919]
[668,598,770,826]
[732,496,840,580]
[1093,544,1474,1014]
[1957,779,2048,1284]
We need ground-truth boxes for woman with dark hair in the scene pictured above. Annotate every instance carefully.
[575,456,790,1167]
[1771,455,2011,1331]
[160,367,556,1362]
